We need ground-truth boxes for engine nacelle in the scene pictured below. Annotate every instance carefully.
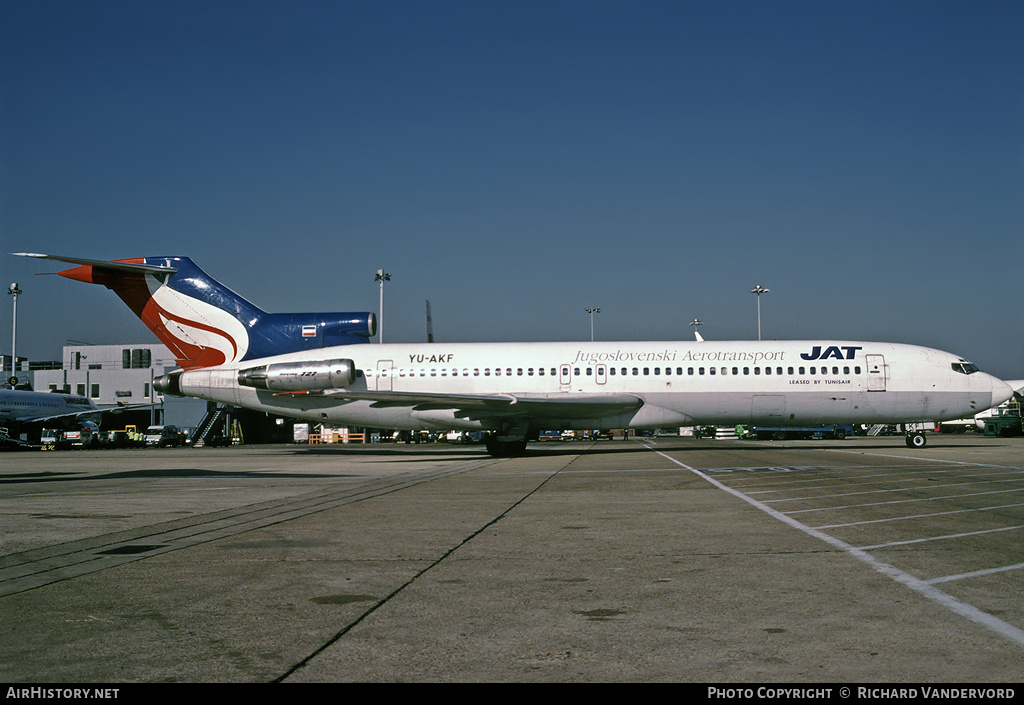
[237,358,357,392]
[154,370,184,397]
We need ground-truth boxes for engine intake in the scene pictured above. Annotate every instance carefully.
[238,358,357,392]
[154,370,184,397]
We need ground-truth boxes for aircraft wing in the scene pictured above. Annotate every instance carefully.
[15,402,157,426]
[279,389,643,419]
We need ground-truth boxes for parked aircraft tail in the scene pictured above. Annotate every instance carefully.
[15,254,376,369]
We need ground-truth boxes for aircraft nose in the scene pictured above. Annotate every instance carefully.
[987,376,1014,409]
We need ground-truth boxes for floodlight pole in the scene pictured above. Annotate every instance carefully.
[750,285,769,340]
[7,283,22,386]
[585,307,600,342]
[375,270,390,343]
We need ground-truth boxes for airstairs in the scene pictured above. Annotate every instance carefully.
[191,404,227,447]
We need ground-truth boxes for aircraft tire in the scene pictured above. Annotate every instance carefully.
[485,437,528,458]
[906,432,927,448]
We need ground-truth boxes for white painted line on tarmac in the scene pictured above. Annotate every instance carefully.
[926,562,1024,585]
[814,501,1024,529]
[856,524,1024,551]
[640,442,1024,650]
[783,486,1024,515]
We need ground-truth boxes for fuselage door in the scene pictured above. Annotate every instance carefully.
[752,394,786,422]
[865,354,886,392]
[377,359,394,391]
[596,364,607,385]
[560,364,572,390]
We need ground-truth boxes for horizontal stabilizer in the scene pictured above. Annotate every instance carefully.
[13,253,177,275]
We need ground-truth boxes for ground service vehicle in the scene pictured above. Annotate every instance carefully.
[737,424,855,441]
[144,425,184,447]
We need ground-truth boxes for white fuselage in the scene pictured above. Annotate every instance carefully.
[173,340,1013,433]
[0,390,97,424]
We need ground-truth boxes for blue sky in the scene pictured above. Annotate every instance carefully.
[2,0,1022,378]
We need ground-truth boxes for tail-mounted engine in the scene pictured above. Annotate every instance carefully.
[237,358,357,392]
[154,369,184,397]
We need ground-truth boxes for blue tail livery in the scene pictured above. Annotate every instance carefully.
[16,254,376,369]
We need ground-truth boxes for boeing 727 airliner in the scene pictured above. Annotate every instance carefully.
[16,253,1014,457]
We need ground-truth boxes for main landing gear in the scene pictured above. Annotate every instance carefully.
[484,435,528,458]
[485,421,530,458]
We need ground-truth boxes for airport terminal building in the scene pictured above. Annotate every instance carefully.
[30,343,176,408]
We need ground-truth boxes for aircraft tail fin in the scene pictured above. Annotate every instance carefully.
[15,253,376,369]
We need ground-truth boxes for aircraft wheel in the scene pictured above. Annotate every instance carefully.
[485,437,528,458]
[906,432,927,448]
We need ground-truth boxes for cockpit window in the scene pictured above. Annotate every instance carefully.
[951,362,979,375]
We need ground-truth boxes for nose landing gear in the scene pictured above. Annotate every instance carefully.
[905,431,927,448]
